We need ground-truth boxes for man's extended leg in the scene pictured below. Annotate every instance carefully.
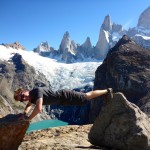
[85,88,113,100]
[85,90,107,100]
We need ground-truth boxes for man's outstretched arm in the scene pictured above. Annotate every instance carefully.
[28,98,43,121]
[24,102,32,115]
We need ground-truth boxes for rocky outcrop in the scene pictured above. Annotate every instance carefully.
[0,114,29,150]
[88,93,150,150]
[90,35,150,121]
[2,42,26,50]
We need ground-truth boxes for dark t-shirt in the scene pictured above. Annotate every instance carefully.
[29,87,87,106]
[29,87,60,105]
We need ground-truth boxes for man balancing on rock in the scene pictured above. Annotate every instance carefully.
[14,86,113,121]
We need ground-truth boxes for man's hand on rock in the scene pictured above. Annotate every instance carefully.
[18,113,30,122]
[22,115,31,121]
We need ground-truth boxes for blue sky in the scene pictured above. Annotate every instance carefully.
[0,0,150,50]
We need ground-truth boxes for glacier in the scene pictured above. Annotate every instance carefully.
[0,45,102,90]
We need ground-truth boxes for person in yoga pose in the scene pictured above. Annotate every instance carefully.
[14,86,113,121]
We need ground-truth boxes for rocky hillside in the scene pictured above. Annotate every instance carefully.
[90,35,150,122]
[0,53,51,121]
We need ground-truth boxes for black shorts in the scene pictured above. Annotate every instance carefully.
[55,89,87,106]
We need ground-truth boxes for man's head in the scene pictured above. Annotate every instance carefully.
[14,88,29,102]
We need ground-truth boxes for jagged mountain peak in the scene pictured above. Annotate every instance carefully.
[32,6,150,63]
[101,14,112,31]
[33,41,50,53]
[60,31,71,48]
[59,31,71,50]
[81,37,92,48]
[40,41,49,47]
[58,31,77,63]
[85,37,91,43]
[62,31,70,39]
[137,6,150,29]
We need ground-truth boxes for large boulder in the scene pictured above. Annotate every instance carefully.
[0,114,29,150]
[90,35,150,121]
[88,93,150,150]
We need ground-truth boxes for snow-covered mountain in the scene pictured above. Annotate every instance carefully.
[3,6,149,64]
[0,45,102,91]
[33,6,150,62]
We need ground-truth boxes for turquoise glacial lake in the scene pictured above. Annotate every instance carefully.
[27,119,68,133]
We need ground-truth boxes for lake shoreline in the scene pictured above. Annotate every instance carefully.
[27,119,68,133]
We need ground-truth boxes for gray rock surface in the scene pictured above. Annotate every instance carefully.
[88,92,150,150]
